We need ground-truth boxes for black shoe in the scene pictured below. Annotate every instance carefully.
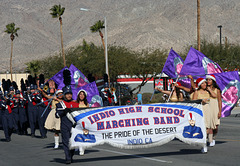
[23,131,28,135]
[41,135,47,139]
[6,138,11,142]
[65,160,71,164]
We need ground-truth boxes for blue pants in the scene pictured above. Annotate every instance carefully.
[28,105,37,135]
[61,126,74,161]
[1,110,13,139]
[37,105,49,137]
[0,112,2,129]
[19,107,27,133]
[12,108,19,131]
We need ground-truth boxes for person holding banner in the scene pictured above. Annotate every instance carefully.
[56,87,79,164]
[206,75,222,147]
[175,75,197,100]
[155,82,183,102]
[193,78,213,153]
[76,89,89,155]
[44,89,63,149]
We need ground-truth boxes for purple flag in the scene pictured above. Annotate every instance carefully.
[179,47,223,78]
[50,64,89,89]
[50,64,102,107]
[69,64,89,88]
[49,66,68,89]
[214,71,240,117]
[73,82,103,107]
[162,49,184,78]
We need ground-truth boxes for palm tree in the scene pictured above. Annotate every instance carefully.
[4,23,20,81]
[90,20,109,85]
[50,4,66,66]
[26,60,41,75]
[90,20,105,49]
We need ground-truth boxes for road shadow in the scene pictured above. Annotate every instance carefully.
[215,141,226,145]
[51,148,201,164]
[50,158,65,164]
[43,143,63,149]
[51,149,100,164]
[0,138,8,142]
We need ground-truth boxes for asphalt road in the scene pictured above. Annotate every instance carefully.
[0,111,239,166]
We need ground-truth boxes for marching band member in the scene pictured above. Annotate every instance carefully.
[100,82,114,106]
[35,87,49,139]
[0,89,14,142]
[27,84,38,137]
[56,86,79,164]
[12,89,27,135]
[44,89,63,148]
[55,69,79,164]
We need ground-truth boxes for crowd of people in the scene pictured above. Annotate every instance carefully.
[0,74,118,164]
[0,73,222,163]
[155,74,222,153]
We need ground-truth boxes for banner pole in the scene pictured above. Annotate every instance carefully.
[167,76,179,102]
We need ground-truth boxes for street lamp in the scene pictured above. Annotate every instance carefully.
[217,25,222,51]
[80,8,109,82]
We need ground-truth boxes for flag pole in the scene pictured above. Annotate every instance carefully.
[172,73,208,80]
[150,72,163,102]
[41,98,53,118]
[166,76,179,102]
[40,90,58,118]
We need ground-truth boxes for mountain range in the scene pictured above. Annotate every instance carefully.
[1,0,240,72]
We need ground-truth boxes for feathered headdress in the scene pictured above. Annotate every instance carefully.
[25,79,29,87]
[33,74,37,85]
[2,79,6,91]
[62,68,72,94]
[39,74,45,89]
[28,75,34,85]
[12,81,18,90]
[6,79,12,91]
[63,69,71,87]
[21,78,27,92]
[103,73,108,83]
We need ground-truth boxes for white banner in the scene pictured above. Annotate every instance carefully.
[69,101,206,149]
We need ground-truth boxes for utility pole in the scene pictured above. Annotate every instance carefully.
[197,0,201,51]
[217,25,222,51]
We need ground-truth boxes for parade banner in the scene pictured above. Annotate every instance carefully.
[69,101,206,149]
